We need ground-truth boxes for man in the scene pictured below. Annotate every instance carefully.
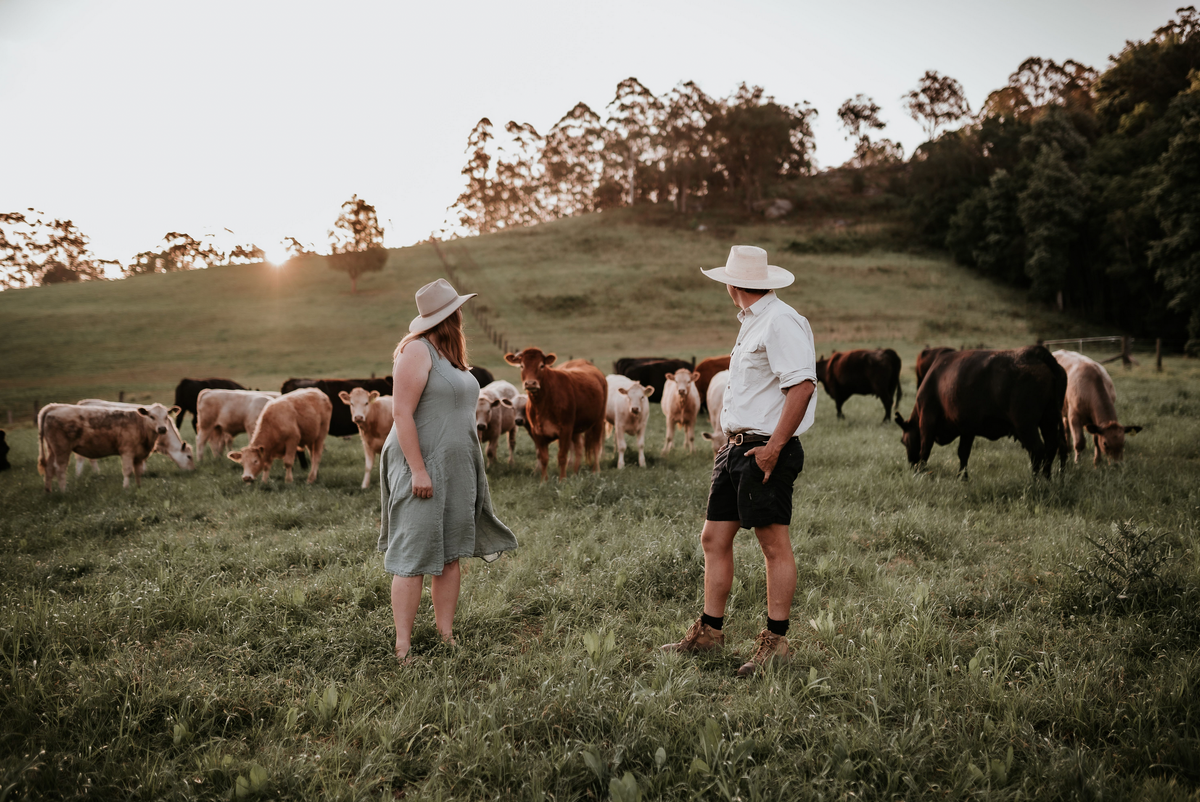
[662,245,817,677]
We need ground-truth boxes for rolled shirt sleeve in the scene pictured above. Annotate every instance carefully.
[766,313,817,390]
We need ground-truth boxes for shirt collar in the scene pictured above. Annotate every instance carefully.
[736,291,777,323]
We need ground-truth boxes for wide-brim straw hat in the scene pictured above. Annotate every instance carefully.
[409,278,477,332]
[701,245,794,289]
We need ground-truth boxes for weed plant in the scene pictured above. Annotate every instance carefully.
[1,355,1198,800]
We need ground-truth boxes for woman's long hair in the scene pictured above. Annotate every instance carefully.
[394,308,470,370]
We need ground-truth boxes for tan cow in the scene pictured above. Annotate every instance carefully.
[475,380,518,468]
[337,387,393,489]
[195,389,280,461]
[72,398,196,476]
[1053,350,1142,464]
[700,369,730,457]
[228,388,332,483]
[661,368,701,455]
[38,402,192,491]
[605,374,654,468]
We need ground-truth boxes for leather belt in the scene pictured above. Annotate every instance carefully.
[728,432,771,446]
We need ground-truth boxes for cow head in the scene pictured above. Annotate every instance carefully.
[505,348,556,395]
[816,356,827,383]
[338,387,379,426]
[228,445,269,482]
[475,392,500,437]
[667,369,698,399]
[1085,421,1143,464]
[500,394,529,429]
[701,428,728,455]
[138,404,195,470]
[617,382,653,415]
[894,411,922,466]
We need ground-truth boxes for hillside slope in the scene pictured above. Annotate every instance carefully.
[0,209,1087,423]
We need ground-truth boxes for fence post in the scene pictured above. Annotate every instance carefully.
[370,371,375,379]
[1156,338,1163,372]
[118,390,125,402]
[1121,336,1133,369]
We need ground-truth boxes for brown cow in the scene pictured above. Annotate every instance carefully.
[894,346,1067,479]
[228,388,332,484]
[195,389,279,461]
[338,387,394,489]
[74,399,197,476]
[504,348,607,480]
[38,402,192,491]
[915,346,955,388]
[1053,350,1142,465]
[694,355,731,412]
[816,348,902,422]
[661,368,701,455]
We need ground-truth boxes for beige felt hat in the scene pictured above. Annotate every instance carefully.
[701,245,794,289]
[409,278,477,333]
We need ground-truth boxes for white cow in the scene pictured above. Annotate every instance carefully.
[661,368,702,455]
[475,380,519,467]
[39,402,193,491]
[605,374,654,468]
[1052,350,1142,464]
[700,369,730,457]
[195,389,280,462]
[337,387,394,489]
[73,399,196,476]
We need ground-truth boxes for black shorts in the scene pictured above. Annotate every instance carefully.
[705,438,805,529]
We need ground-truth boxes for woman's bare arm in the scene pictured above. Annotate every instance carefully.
[392,340,433,498]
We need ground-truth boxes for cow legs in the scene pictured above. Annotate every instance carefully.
[662,421,675,455]
[636,425,647,468]
[307,434,326,484]
[282,437,299,482]
[1067,414,1086,464]
[956,435,975,481]
[506,429,516,465]
[534,441,551,481]
[485,436,498,468]
[120,453,136,489]
[1015,425,1050,478]
[880,393,893,424]
[586,422,604,473]
[133,458,146,487]
[835,399,845,420]
[615,429,627,469]
[685,421,696,454]
[556,437,572,480]
[360,436,374,490]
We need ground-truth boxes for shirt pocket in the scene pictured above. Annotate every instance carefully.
[733,337,771,392]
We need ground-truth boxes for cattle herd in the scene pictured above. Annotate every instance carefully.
[13,344,1141,492]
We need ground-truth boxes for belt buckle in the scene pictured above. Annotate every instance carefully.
[730,433,745,446]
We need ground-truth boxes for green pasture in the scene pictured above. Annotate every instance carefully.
[0,208,1092,427]
[2,212,1200,799]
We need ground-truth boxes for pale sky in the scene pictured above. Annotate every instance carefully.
[0,0,1184,267]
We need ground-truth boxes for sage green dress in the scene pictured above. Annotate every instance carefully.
[378,339,518,576]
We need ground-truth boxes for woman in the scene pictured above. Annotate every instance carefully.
[379,278,518,663]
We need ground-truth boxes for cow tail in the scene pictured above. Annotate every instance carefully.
[36,405,50,477]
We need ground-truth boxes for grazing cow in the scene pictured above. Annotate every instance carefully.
[894,346,1068,479]
[38,402,193,491]
[74,399,196,475]
[283,378,393,438]
[337,387,394,488]
[694,355,731,412]
[700,369,730,456]
[915,346,956,388]
[605,374,654,468]
[194,389,280,461]
[613,356,669,375]
[469,366,495,389]
[228,388,332,484]
[504,348,607,480]
[0,430,10,471]
[618,358,696,405]
[1053,350,1143,465]
[816,349,902,422]
[474,380,519,467]
[173,378,247,432]
[661,368,702,455]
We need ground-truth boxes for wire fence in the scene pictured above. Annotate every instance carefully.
[1038,335,1182,371]
[429,239,514,356]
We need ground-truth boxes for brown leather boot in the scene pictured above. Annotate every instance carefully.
[736,629,789,677]
[660,617,725,653]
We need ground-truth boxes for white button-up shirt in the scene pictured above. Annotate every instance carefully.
[722,292,818,438]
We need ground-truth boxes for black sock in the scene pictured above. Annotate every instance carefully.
[701,613,724,631]
[766,617,789,636]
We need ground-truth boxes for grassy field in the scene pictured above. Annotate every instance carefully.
[2,210,1200,800]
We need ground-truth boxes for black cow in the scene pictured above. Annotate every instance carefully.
[618,358,696,405]
[174,378,247,431]
[816,349,902,422]
[613,356,670,375]
[894,346,1068,479]
[469,366,494,388]
[0,430,10,471]
[915,346,955,389]
[283,378,394,438]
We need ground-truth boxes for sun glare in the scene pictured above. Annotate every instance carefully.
[264,245,290,267]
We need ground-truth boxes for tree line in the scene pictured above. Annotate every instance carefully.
[0,196,385,294]
[907,7,1200,353]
